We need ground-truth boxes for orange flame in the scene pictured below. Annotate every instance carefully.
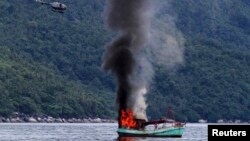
[120,109,137,128]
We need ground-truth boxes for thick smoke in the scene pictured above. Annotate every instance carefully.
[147,1,185,70]
[103,0,153,124]
[103,0,185,126]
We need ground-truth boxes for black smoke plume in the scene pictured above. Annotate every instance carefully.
[103,0,152,127]
[103,0,185,128]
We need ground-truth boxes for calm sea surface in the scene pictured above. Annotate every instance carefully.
[0,123,207,141]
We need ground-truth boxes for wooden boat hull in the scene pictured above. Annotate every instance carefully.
[117,126,185,137]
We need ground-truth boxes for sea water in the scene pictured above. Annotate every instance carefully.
[0,123,207,141]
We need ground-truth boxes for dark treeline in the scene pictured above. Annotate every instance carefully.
[0,0,249,122]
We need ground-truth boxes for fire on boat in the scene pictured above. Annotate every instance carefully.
[117,109,186,137]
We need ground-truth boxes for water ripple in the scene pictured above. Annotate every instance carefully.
[0,123,207,141]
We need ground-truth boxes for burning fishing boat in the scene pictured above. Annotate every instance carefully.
[117,109,185,137]
[102,0,186,138]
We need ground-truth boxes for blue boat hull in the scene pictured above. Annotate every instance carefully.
[117,126,185,137]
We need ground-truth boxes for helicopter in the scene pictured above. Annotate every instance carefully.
[35,0,67,13]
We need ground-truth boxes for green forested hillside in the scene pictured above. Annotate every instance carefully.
[0,0,250,122]
[0,0,114,119]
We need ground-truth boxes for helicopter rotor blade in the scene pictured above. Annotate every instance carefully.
[35,0,50,5]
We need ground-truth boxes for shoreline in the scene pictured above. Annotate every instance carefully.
[1,114,249,124]
[0,116,117,123]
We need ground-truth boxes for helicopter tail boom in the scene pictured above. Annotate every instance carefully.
[35,0,50,5]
